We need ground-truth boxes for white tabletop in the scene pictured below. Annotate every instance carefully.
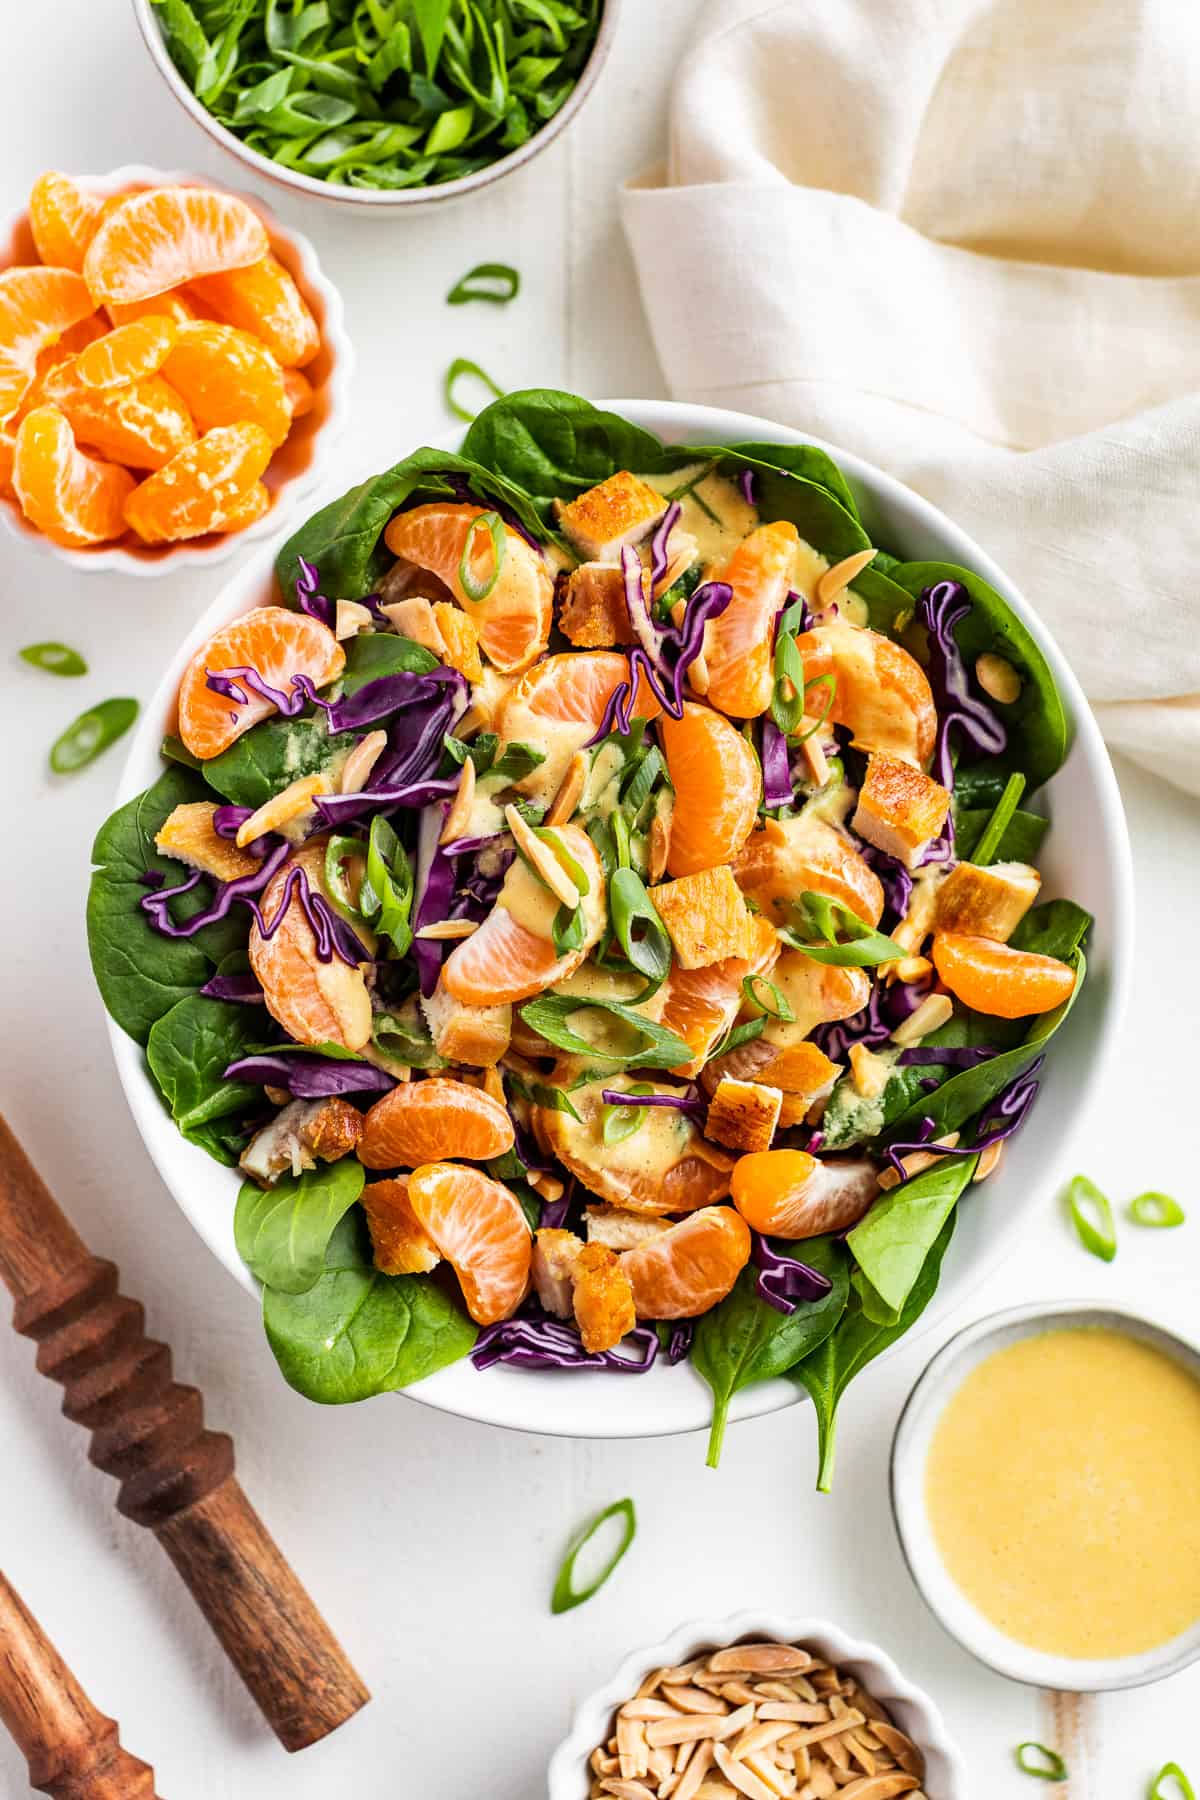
[1,4,1197,1796]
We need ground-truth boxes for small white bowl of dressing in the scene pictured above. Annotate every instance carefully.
[891,1302,1200,1691]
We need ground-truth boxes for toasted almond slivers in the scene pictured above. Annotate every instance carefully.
[972,1140,1004,1183]
[235,773,330,847]
[599,1780,658,1800]
[708,1647,813,1676]
[713,1742,776,1800]
[617,1716,650,1782]
[637,1667,669,1699]
[975,651,1021,705]
[414,918,479,940]
[889,992,954,1047]
[335,598,375,640]
[892,956,932,984]
[648,808,672,883]
[780,1711,864,1750]
[663,1686,730,1716]
[833,1777,919,1800]
[546,750,588,826]
[503,802,582,908]
[529,1170,565,1204]
[848,1042,890,1101]
[877,1132,961,1192]
[673,1740,714,1800]
[718,1683,760,1707]
[870,1724,924,1779]
[646,1717,732,1749]
[440,756,477,846]
[731,1721,793,1760]
[660,1661,708,1686]
[798,732,829,787]
[742,1750,796,1798]
[816,548,877,609]
[756,1704,829,1724]
[339,729,388,795]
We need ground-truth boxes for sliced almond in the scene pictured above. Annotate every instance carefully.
[816,548,877,609]
[975,652,1021,705]
[529,1170,565,1204]
[380,596,446,656]
[972,1140,1003,1182]
[672,1740,714,1800]
[741,1750,797,1798]
[440,755,477,846]
[414,918,479,940]
[778,1711,864,1749]
[599,1780,658,1800]
[617,1716,650,1781]
[663,1686,730,1715]
[503,802,583,908]
[335,598,375,640]
[730,1720,793,1760]
[646,1716,732,1749]
[712,1742,777,1800]
[870,1724,924,1779]
[889,992,954,1047]
[798,732,829,787]
[235,772,330,847]
[878,1131,961,1191]
[546,750,588,826]
[339,729,389,795]
[833,1777,919,1800]
[708,1648,813,1676]
[755,1704,829,1723]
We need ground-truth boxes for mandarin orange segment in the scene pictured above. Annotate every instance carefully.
[124,421,272,545]
[212,480,270,534]
[733,813,884,929]
[383,502,553,673]
[108,290,200,328]
[162,320,290,447]
[28,173,105,273]
[74,315,177,389]
[360,1178,442,1275]
[0,429,14,494]
[660,701,761,877]
[535,1070,734,1216]
[359,1077,515,1170]
[406,1161,531,1326]
[730,1151,878,1240]
[932,931,1077,1019]
[248,841,372,1049]
[12,405,134,548]
[83,186,269,307]
[176,603,344,758]
[0,267,96,423]
[622,1206,751,1319]
[500,649,663,733]
[704,519,799,718]
[283,366,314,419]
[44,362,195,471]
[190,254,320,368]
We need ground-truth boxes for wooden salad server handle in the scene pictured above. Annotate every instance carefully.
[0,1114,369,1753]
[0,1569,161,1799]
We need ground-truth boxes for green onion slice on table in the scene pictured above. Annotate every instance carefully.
[551,1497,636,1614]
[1014,1742,1068,1782]
[49,698,138,773]
[447,263,521,306]
[1128,1191,1186,1229]
[1065,1174,1117,1261]
[1150,1763,1196,1800]
[20,641,87,676]
[444,357,505,423]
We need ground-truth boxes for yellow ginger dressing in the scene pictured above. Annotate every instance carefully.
[924,1327,1200,1659]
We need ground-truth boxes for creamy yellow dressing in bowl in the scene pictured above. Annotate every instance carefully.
[891,1305,1200,1689]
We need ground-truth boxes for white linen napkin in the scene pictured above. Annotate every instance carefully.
[621,0,1200,795]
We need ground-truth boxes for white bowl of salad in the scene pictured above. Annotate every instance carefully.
[90,391,1132,1465]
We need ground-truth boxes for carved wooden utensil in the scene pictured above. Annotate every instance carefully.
[0,1114,370,1754]
[0,1568,160,1799]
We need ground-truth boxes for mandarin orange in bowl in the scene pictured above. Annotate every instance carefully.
[0,164,350,574]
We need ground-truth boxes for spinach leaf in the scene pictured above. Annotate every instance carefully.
[692,1236,849,1468]
[263,1211,476,1403]
[340,630,438,692]
[235,1159,364,1294]
[361,815,413,955]
[87,766,247,1045]
[846,1153,977,1323]
[887,561,1070,790]
[795,1214,957,1491]
[459,390,669,518]
[275,448,545,604]
[818,1021,969,1151]
[205,712,358,809]
[1009,897,1092,961]
[145,994,262,1160]
[954,804,1048,865]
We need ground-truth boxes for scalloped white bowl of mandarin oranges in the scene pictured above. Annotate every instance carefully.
[0,165,350,573]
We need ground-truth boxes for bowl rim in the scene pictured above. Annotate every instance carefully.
[889,1299,1200,1691]
[545,1608,969,1799]
[103,395,1135,1441]
[129,0,623,209]
[0,162,353,576]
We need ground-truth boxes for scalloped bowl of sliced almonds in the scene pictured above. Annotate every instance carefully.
[547,1613,968,1800]
[0,164,350,573]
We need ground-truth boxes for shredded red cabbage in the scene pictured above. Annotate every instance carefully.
[471,1310,659,1373]
[224,1052,397,1097]
[813,972,930,1060]
[140,839,290,941]
[249,862,369,966]
[212,804,255,839]
[199,971,265,1003]
[856,841,913,925]
[969,1055,1045,1149]
[590,569,733,739]
[760,716,794,809]
[740,468,756,508]
[295,556,336,628]
[752,1233,835,1315]
[206,664,305,716]
[649,500,681,589]
[897,1045,998,1067]
[599,1087,706,1118]
[917,580,1007,791]
[666,1321,694,1363]
[320,665,467,735]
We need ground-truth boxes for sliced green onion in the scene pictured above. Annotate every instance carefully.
[552,902,585,955]
[49,697,137,773]
[444,355,505,423]
[447,262,521,306]
[533,826,590,896]
[969,771,1027,865]
[1066,1174,1117,1262]
[1150,1762,1195,1800]
[361,815,413,956]
[711,1015,768,1062]
[602,1084,654,1145]
[771,632,807,734]
[742,973,795,1022]
[457,510,507,603]
[1128,1191,1186,1229]
[777,596,809,637]
[794,673,837,744]
[20,641,87,677]
[372,1013,442,1068]
[1015,1743,1067,1782]
[551,1497,637,1614]
[325,835,368,927]
[609,867,672,987]
[610,807,632,871]
[621,744,667,821]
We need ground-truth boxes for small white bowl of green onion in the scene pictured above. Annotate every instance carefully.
[131,0,621,209]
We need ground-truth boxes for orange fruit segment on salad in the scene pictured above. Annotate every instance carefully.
[360,1178,441,1276]
[383,502,553,673]
[83,186,269,308]
[0,267,96,423]
[28,173,106,274]
[932,932,1076,1019]
[622,1206,751,1319]
[12,405,134,547]
[73,315,177,388]
[162,320,290,447]
[124,421,272,545]
[729,1150,818,1235]
[660,702,761,877]
[406,1162,531,1326]
[703,519,800,719]
[190,255,320,368]
[44,362,195,471]
[500,648,663,735]
[176,603,344,758]
[359,1077,515,1170]
[248,842,373,1051]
